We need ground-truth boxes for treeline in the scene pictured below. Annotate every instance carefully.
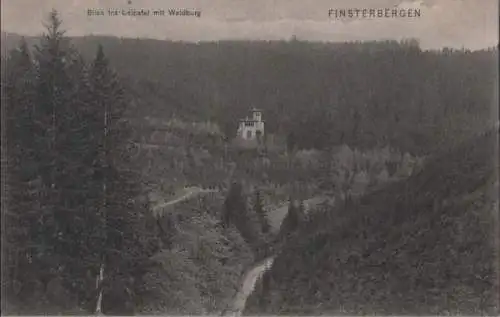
[48,35,498,155]
[3,34,496,155]
[1,12,159,314]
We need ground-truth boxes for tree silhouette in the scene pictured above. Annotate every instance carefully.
[254,189,269,234]
[223,182,259,246]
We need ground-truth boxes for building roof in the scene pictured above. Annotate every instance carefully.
[239,118,265,122]
[238,109,264,123]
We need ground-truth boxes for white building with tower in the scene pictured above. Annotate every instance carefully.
[237,108,265,141]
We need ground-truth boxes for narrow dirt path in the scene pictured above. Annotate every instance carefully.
[151,187,218,212]
[224,257,274,317]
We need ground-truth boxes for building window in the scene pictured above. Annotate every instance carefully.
[246,130,252,139]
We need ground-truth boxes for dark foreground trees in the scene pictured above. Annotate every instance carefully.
[276,199,305,246]
[2,11,158,314]
[253,189,270,234]
[222,182,259,245]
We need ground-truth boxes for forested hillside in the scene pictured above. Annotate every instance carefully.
[2,32,497,155]
[244,129,499,315]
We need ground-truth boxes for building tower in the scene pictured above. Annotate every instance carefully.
[237,108,265,141]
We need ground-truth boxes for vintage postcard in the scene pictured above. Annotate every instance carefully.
[1,0,499,315]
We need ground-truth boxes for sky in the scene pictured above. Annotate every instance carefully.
[1,0,498,50]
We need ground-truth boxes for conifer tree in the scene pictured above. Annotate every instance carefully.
[318,147,336,195]
[279,200,301,244]
[286,200,300,231]
[223,182,258,245]
[29,11,110,309]
[2,39,39,308]
[24,11,81,305]
[88,44,159,315]
[262,270,270,295]
[254,189,269,234]
[298,200,306,218]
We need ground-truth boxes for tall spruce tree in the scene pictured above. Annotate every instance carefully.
[223,182,258,246]
[285,200,300,231]
[278,200,302,244]
[31,11,110,310]
[30,11,88,308]
[88,44,159,315]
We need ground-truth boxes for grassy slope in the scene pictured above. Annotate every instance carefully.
[244,129,499,315]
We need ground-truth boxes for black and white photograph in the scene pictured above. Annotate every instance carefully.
[1,0,499,315]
